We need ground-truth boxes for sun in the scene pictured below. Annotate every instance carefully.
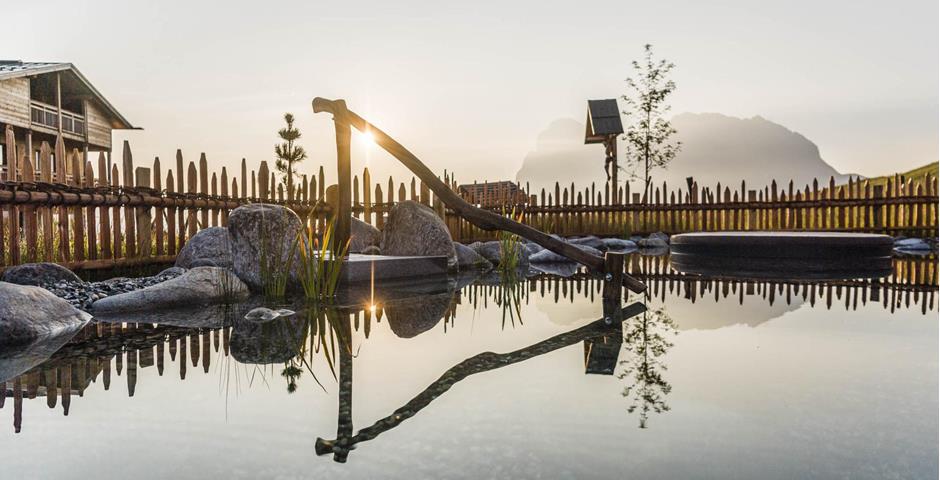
[359,130,376,147]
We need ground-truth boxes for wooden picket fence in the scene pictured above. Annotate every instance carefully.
[0,138,937,271]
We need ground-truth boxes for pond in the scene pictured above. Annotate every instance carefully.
[1,255,937,479]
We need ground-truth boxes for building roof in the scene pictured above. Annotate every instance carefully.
[585,99,623,143]
[0,60,135,129]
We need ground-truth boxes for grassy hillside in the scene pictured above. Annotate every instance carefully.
[852,162,938,188]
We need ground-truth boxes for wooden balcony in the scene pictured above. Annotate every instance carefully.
[30,100,85,136]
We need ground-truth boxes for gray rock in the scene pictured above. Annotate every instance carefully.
[190,258,219,268]
[384,292,453,338]
[529,244,603,263]
[603,238,638,251]
[227,203,303,290]
[1,262,81,286]
[523,242,545,256]
[474,240,530,268]
[91,267,249,313]
[649,232,671,244]
[638,236,669,249]
[230,316,307,364]
[360,245,382,255]
[350,218,382,253]
[244,307,296,322]
[380,201,457,268]
[175,226,233,269]
[531,262,580,277]
[0,326,84,383]
[568,236,606,250]
[638,246,670,256]
[894,238,931,251]
[158,266,187,277]
[454,242,492,270]
[0,282,91,346]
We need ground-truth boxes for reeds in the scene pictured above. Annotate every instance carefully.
[214,268,242,304]
[297,219,350,303]
[497,206,524,274]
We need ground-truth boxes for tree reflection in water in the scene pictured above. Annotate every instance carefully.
[618,296,677,428]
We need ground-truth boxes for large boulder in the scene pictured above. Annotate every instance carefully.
[350,218,382,253]
[1,262,81,286]
[0,282,91,346]
[380,201,457,268]
[175,226,233,269]
[454,242,491,270]
[91,267,248,313]
[529,244,603,263]
[227,203,303,290]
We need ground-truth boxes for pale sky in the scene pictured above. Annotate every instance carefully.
[3,0,937,186]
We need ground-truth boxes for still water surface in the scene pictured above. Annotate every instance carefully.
[1,255,937,479]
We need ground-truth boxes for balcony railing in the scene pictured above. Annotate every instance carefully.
[30,100,86,136]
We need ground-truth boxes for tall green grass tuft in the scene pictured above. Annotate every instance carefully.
[297,219,350,303]
[497,206,524,274]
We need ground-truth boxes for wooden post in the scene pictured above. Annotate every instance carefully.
[84,160,96,260]
[70,149,86,261]
[111,164,121,258]
[220,167,229,225]
[136,167,152,257]
[23,157,38,262]
[187,161,198,239]
[363,167,372,225]
[211,172,219,226]
[122,141,136,257]
[872,185,884,231]
[56,136,70,261]
[258,161,269,200]
[199,153,209,228]
[166,169,177,254]
[332,100,352,257]
[175,150,185,247]
[602,251,625,302]
[153,158,164,255]
[5,126,20,264]
[39,142,54,261]
[747,190,758,230]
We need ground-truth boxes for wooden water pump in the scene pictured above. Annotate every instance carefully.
[312,97,646,294]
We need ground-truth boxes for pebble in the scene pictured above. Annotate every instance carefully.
[39,268,187,312]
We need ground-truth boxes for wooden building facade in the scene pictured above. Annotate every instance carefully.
[0,61,135,180]
[457,181,528,207]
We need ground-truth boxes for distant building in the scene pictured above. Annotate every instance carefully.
[457,181,528,207]
[0,60,136,178]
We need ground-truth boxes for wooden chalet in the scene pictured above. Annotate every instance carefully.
[457,180,528,207]
[0,60,135,179]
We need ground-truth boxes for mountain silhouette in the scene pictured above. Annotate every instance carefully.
[515,113,854,196]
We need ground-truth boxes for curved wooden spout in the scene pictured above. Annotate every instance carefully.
[312,97,646,293]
